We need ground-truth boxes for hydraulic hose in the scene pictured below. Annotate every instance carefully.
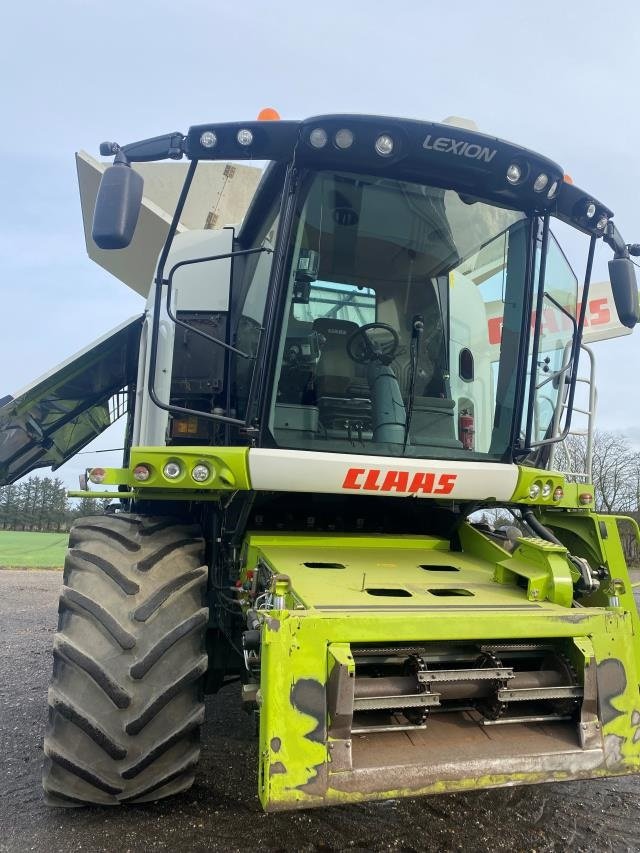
[521,508,563,546]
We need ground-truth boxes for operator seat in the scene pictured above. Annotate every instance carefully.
[312,318,361,397]
[312,318,371,430]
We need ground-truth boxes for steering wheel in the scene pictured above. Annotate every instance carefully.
[346,323,400,365]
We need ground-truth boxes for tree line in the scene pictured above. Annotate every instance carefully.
[0,476,112,532]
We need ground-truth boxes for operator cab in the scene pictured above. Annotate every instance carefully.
[266,168,550,462]
[85,114,639,471]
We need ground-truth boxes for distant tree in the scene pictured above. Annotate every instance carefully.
[72,496,104,518]
[51,478,70,531]
[0,475,74,531]
[0,483,19,530]
[553,431,640,513]
[0,475,121,532]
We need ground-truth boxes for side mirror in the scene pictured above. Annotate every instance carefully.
[608,258,639,328]
[92,162,143,250]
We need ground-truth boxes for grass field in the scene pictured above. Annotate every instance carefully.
[0,531,67,568]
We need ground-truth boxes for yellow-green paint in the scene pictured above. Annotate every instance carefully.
[512,466,594,508]
[241,529,640,811]
[244,530,576,611]
[539,510,640,666]
[129,446,250,489]
[65,441,640,809]
[78,446,592,509]
[67,490,136,499]
[76,447,251,498]
[255,589,640,810]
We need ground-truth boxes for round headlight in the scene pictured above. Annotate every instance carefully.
[237,128,253,146]
[553,486,564,502]
[200,131,217,148]
[88,468,106,485]
[541,481,553,499]
[596,216,608,230]
[528,481,542,500]
[586,202,596,219]
[309,127,328,148]
[335,128,354,149]
[133,464,151,482]
[506,163,522,184]
[375,134,394,157]
[533,173,548,192]
[191,463,211,483]
[547,180,559,199]
[163,461,182,480]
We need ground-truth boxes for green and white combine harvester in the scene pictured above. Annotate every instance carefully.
[2,113,640,810]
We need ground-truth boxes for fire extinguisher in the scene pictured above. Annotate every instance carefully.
[459,408,475,450]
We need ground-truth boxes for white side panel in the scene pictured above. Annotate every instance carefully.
[449,269,494,452]
[132,309,174,447]
[167,228,233,312]
[248,448,519,501]
[131,228,234,447]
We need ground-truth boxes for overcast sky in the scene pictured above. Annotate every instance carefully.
[1,0,639,488]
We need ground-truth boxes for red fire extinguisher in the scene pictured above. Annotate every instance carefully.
[459,408,475,451]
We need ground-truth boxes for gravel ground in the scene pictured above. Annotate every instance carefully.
[2,568,640,853]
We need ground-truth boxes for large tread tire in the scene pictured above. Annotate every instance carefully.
[42,513,208,806]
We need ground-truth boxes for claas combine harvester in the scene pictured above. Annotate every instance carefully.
[2,112,640,811]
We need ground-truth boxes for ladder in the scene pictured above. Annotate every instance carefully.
[548,344,597,482]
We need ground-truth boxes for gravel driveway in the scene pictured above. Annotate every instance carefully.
[2,568,639,853]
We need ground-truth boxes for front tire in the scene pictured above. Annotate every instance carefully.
[43,513,208,806]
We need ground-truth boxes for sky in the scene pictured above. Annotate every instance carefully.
[1,0,639,489]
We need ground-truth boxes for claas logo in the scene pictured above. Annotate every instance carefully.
[342,468,457,494]
[488,297,611,344]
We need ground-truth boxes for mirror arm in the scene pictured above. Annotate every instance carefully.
[603,221,629,258]
[100,133,186,163]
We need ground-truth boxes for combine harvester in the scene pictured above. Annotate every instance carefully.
[1,112,640,810]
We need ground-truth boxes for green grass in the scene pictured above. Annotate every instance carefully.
[0,530,68,568]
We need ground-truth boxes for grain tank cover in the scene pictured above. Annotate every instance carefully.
[76,152,262,296]
[0,315,143,485]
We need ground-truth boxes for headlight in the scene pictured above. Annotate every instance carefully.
[375,134,394,157]
[163,461,182,480]
[191,464,211,483]
[506,163,522,184]
[309,128,328,148]
[533,173,548,192]
[236,129,253,146]
[335,128,354,149]
[528,481,542,499]
[200,131,217,148]
[133,465,151,482]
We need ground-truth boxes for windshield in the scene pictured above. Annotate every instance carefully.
[267,170,531,461]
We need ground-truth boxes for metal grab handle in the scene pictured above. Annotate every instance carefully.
[163,246,271,361]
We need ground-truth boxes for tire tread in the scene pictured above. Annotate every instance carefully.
[43,514,207,806]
